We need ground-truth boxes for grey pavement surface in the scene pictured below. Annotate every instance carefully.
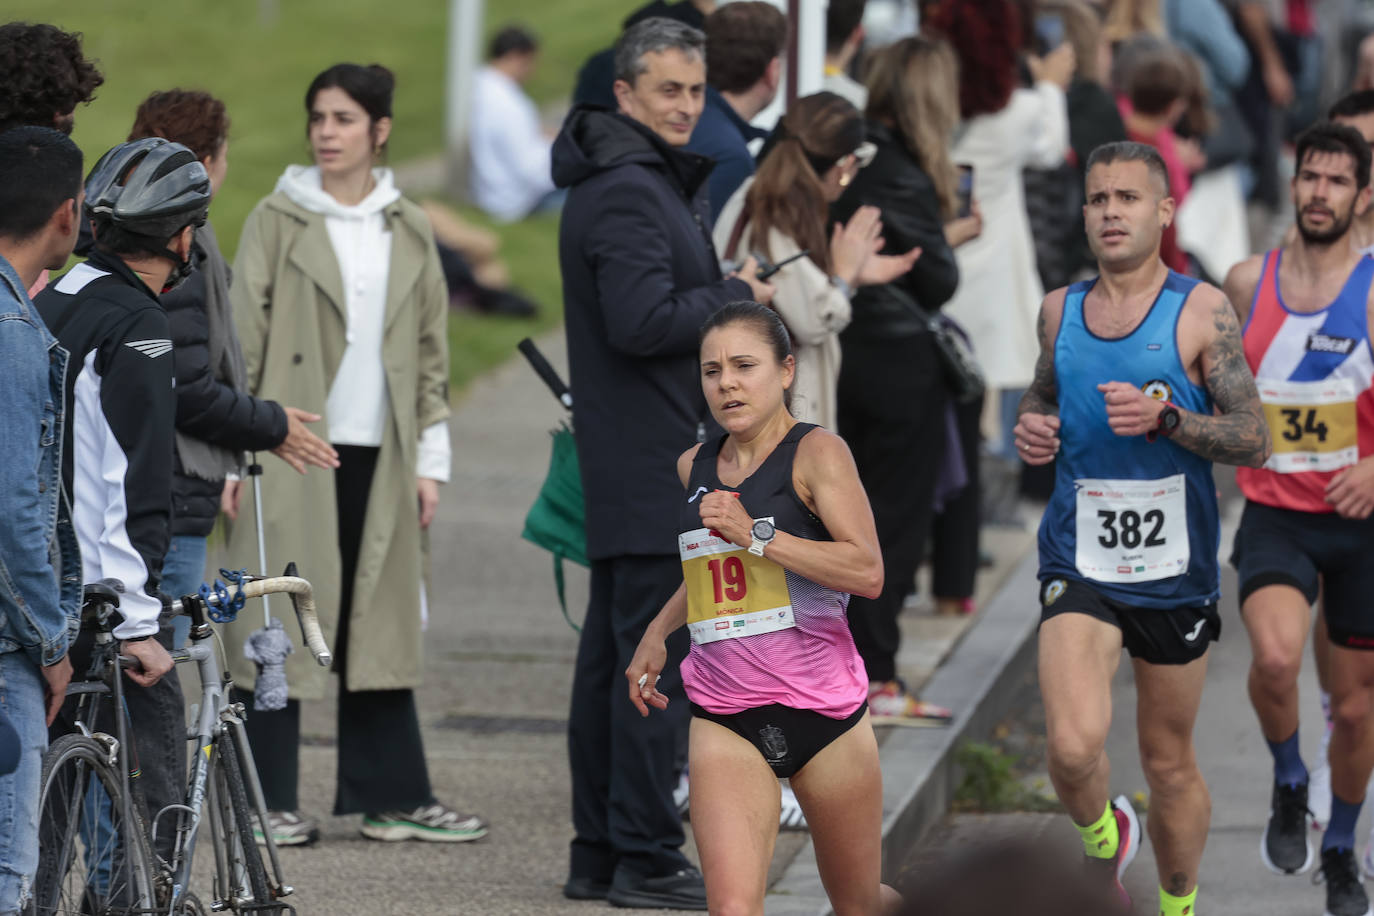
[911,482,1347,916]
[196,327,1038,915]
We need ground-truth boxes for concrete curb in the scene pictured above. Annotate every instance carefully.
[765,547,1042,915]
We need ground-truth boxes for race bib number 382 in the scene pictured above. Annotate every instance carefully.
[1074,475,1189,584]
[679,523,796,645]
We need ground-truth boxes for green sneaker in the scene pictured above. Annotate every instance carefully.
[360,803,488,842]
[252,809,320,847]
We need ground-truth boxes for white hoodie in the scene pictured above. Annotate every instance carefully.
[275,165,450,481]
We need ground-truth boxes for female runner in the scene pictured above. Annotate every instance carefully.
[627,301,899,915]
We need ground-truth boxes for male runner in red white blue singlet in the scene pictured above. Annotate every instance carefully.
[1224,122,1374,916]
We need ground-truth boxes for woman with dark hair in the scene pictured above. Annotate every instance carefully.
[928,0,1072,459]
[126,89,338,657]
[628,301,900,916]
[713,91,921,430]
[831,35,979,722]
[226,63,485,844]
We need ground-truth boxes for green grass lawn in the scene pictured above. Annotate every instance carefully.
[10,0,642,393]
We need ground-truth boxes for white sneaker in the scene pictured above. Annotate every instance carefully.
[1310,762,1333,831]
[779,783,807,830]
[673,769,690,815]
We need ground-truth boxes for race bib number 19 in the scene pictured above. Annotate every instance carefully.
[1074,475,1189,583]
[679,522,796,645]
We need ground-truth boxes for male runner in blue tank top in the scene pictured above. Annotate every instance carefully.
[1015,141,1271,916]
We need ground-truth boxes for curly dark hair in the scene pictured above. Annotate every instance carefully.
[0,23,103,134]
[926,0,1022,119]
[128,90,230,161]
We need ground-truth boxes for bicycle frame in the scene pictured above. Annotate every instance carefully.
[168,594,294,912]
[55,574,329,915]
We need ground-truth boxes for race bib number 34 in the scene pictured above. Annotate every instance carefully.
[679,523,796,645]
[1258,378,1358,473]
[1075,475,1189,584]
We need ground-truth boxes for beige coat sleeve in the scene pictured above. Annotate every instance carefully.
[763,228,852,348]
[229,202,277,396]
[414,224,451,432]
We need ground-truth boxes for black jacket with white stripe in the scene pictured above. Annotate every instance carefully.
[36,250,175,639]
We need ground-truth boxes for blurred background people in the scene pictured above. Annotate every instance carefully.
[1113,36,1199,273]
[125,89,339,646]
[929,0,1072,465]
[573,0,716,109]
[833,34,972,724]
[825,0,871,110]
[714,91,920,430]
[227,62,482,847]
[469,25,561,222]
[688,1,787,223]
[1024,0,1127,294]
[1163,0,1254,281]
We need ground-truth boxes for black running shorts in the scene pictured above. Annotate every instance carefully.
[689,702,867,778]
[1230,499,1374,649]
[1038,577,1220,665]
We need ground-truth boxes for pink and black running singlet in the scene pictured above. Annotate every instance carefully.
[676,423,867,719]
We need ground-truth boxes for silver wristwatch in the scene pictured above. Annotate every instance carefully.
[748,519,776,557]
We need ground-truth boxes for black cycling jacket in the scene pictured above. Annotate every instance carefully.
[36,250,174,639]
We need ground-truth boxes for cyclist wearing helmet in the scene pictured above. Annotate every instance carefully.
[36,137,211,860]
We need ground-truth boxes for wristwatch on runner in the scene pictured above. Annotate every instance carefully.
[748,519,776,557]
[1147,402,1181,442]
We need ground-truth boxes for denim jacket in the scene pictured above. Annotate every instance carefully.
[0,254,80,666]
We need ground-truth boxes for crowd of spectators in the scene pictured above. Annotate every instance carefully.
[5,0,1374,913]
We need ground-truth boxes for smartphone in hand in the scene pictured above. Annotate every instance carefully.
[1034,12,1065,55]
[756,249,810,281]
[956,164,975,219]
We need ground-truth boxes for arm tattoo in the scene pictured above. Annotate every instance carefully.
[1018,305,1059,417]
[1170,297,1272,467]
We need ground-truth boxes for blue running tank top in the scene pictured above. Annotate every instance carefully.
[1037,271,1221,608]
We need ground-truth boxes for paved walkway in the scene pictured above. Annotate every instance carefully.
[222,329,1031,914]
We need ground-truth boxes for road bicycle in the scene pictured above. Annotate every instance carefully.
[28,569,330,915]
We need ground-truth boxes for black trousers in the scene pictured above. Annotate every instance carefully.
[238,444,433,815]
[567,554,691,882]
[837,332,948,683]
[931,390,984,600]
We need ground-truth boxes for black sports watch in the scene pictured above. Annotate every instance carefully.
[748,519,776,557]
[1148,402,1181,442]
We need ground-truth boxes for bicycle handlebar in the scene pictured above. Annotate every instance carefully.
[234,576,332,667]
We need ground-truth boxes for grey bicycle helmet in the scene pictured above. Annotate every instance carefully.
[85,137,211,289]
[86,137,210,236]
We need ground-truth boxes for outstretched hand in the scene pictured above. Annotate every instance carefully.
[272,406,340,474]
[856,247,922,286]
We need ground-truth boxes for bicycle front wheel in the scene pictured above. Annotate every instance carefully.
[29,733,157,915]
[210,726,274,911]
